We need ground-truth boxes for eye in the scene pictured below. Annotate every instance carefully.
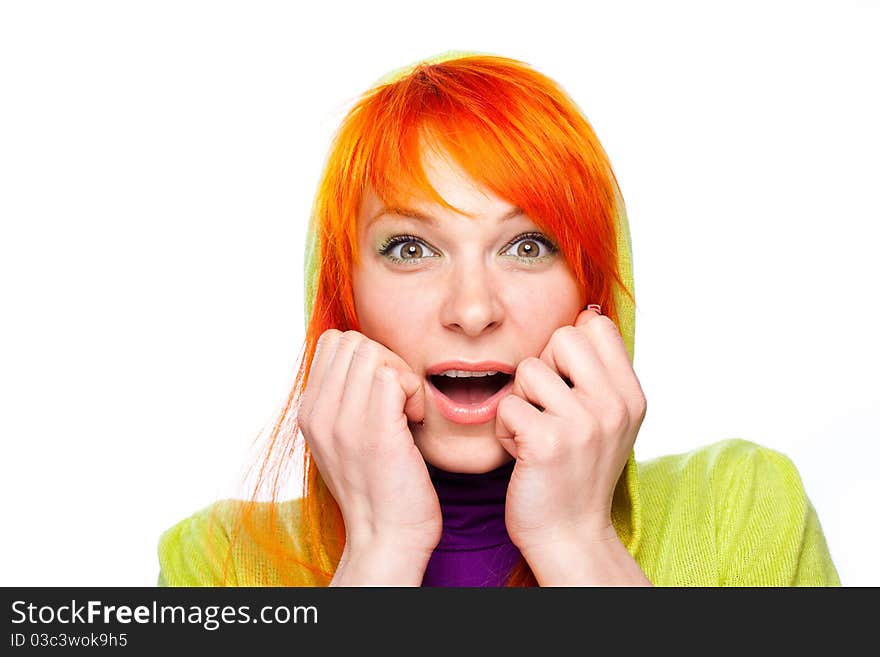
[501,232,559,261]
[378,235,440,264]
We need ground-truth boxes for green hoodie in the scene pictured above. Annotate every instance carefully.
[157,52,840,587]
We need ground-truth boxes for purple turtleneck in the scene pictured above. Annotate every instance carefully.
[421,459,523,587]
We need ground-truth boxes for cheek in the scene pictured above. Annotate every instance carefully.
[353,280,434,360]
[501,273,584,344]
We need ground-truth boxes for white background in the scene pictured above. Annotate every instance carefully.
[1,1,877,586]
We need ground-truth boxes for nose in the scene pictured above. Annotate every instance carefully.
[439,256,502,337]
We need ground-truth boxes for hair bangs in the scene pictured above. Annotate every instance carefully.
[345,57,622,297]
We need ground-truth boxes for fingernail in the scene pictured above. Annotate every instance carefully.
[587,304,602,314]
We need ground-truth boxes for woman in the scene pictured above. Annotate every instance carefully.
[157,51,840,586]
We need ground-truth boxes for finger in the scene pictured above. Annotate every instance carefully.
[574,310,643,400]
[368,366,418,444]
[397,368,426,425]
[540,325,618,407]
[494,393,541,458]
[312,330,365,421]
[509,357,581,419]
[369,341,426,424]
[300,329,342,417]
[338,338,386,425]
[341,339,426,425]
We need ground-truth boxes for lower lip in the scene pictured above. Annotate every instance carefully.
[425,376,514,425]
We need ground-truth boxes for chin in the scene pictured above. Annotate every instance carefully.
[414,429,514,474]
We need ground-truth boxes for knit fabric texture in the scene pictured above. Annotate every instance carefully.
[157,438,840,586]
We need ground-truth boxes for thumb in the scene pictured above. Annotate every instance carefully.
[398,370,426,424]
[495,394,535,460]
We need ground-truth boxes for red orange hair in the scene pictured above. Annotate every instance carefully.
[222,51,635,586]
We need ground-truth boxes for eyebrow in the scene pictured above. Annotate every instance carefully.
[370,205,525,226]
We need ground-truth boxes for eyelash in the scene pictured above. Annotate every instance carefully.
[378,231,559,266]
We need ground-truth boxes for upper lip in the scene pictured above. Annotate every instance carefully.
[426,360,515,376]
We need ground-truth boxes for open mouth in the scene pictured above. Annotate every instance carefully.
[428,372,513,405]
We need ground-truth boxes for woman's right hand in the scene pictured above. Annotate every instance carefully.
[299,329,442,583]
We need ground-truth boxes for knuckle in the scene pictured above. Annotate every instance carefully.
[297,408,311,434]
[631,392,648,421]
[313,330,341,363]
[339,330,363,349]
[590,315,616,330]
[317,328,341,348]
[331,415,347,438]
[593,316,625,343]
[352,338,380,365]
[602,316,619,331]
[298,406,318,441]
[555,324,581,341]
[604,399,630,431]
[516,356,542,377]
[613,398,630,422]
[312,334,330,360]
[550,325,586,351]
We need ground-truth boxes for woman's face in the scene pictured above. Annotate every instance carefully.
[352,148,586,473]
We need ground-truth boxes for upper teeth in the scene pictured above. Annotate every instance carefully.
[438,370,498,378]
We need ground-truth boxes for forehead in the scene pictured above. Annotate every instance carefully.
[368,202,524,228]
[361,147,520,228]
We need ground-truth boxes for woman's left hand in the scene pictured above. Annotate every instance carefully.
[495,307,648,560]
